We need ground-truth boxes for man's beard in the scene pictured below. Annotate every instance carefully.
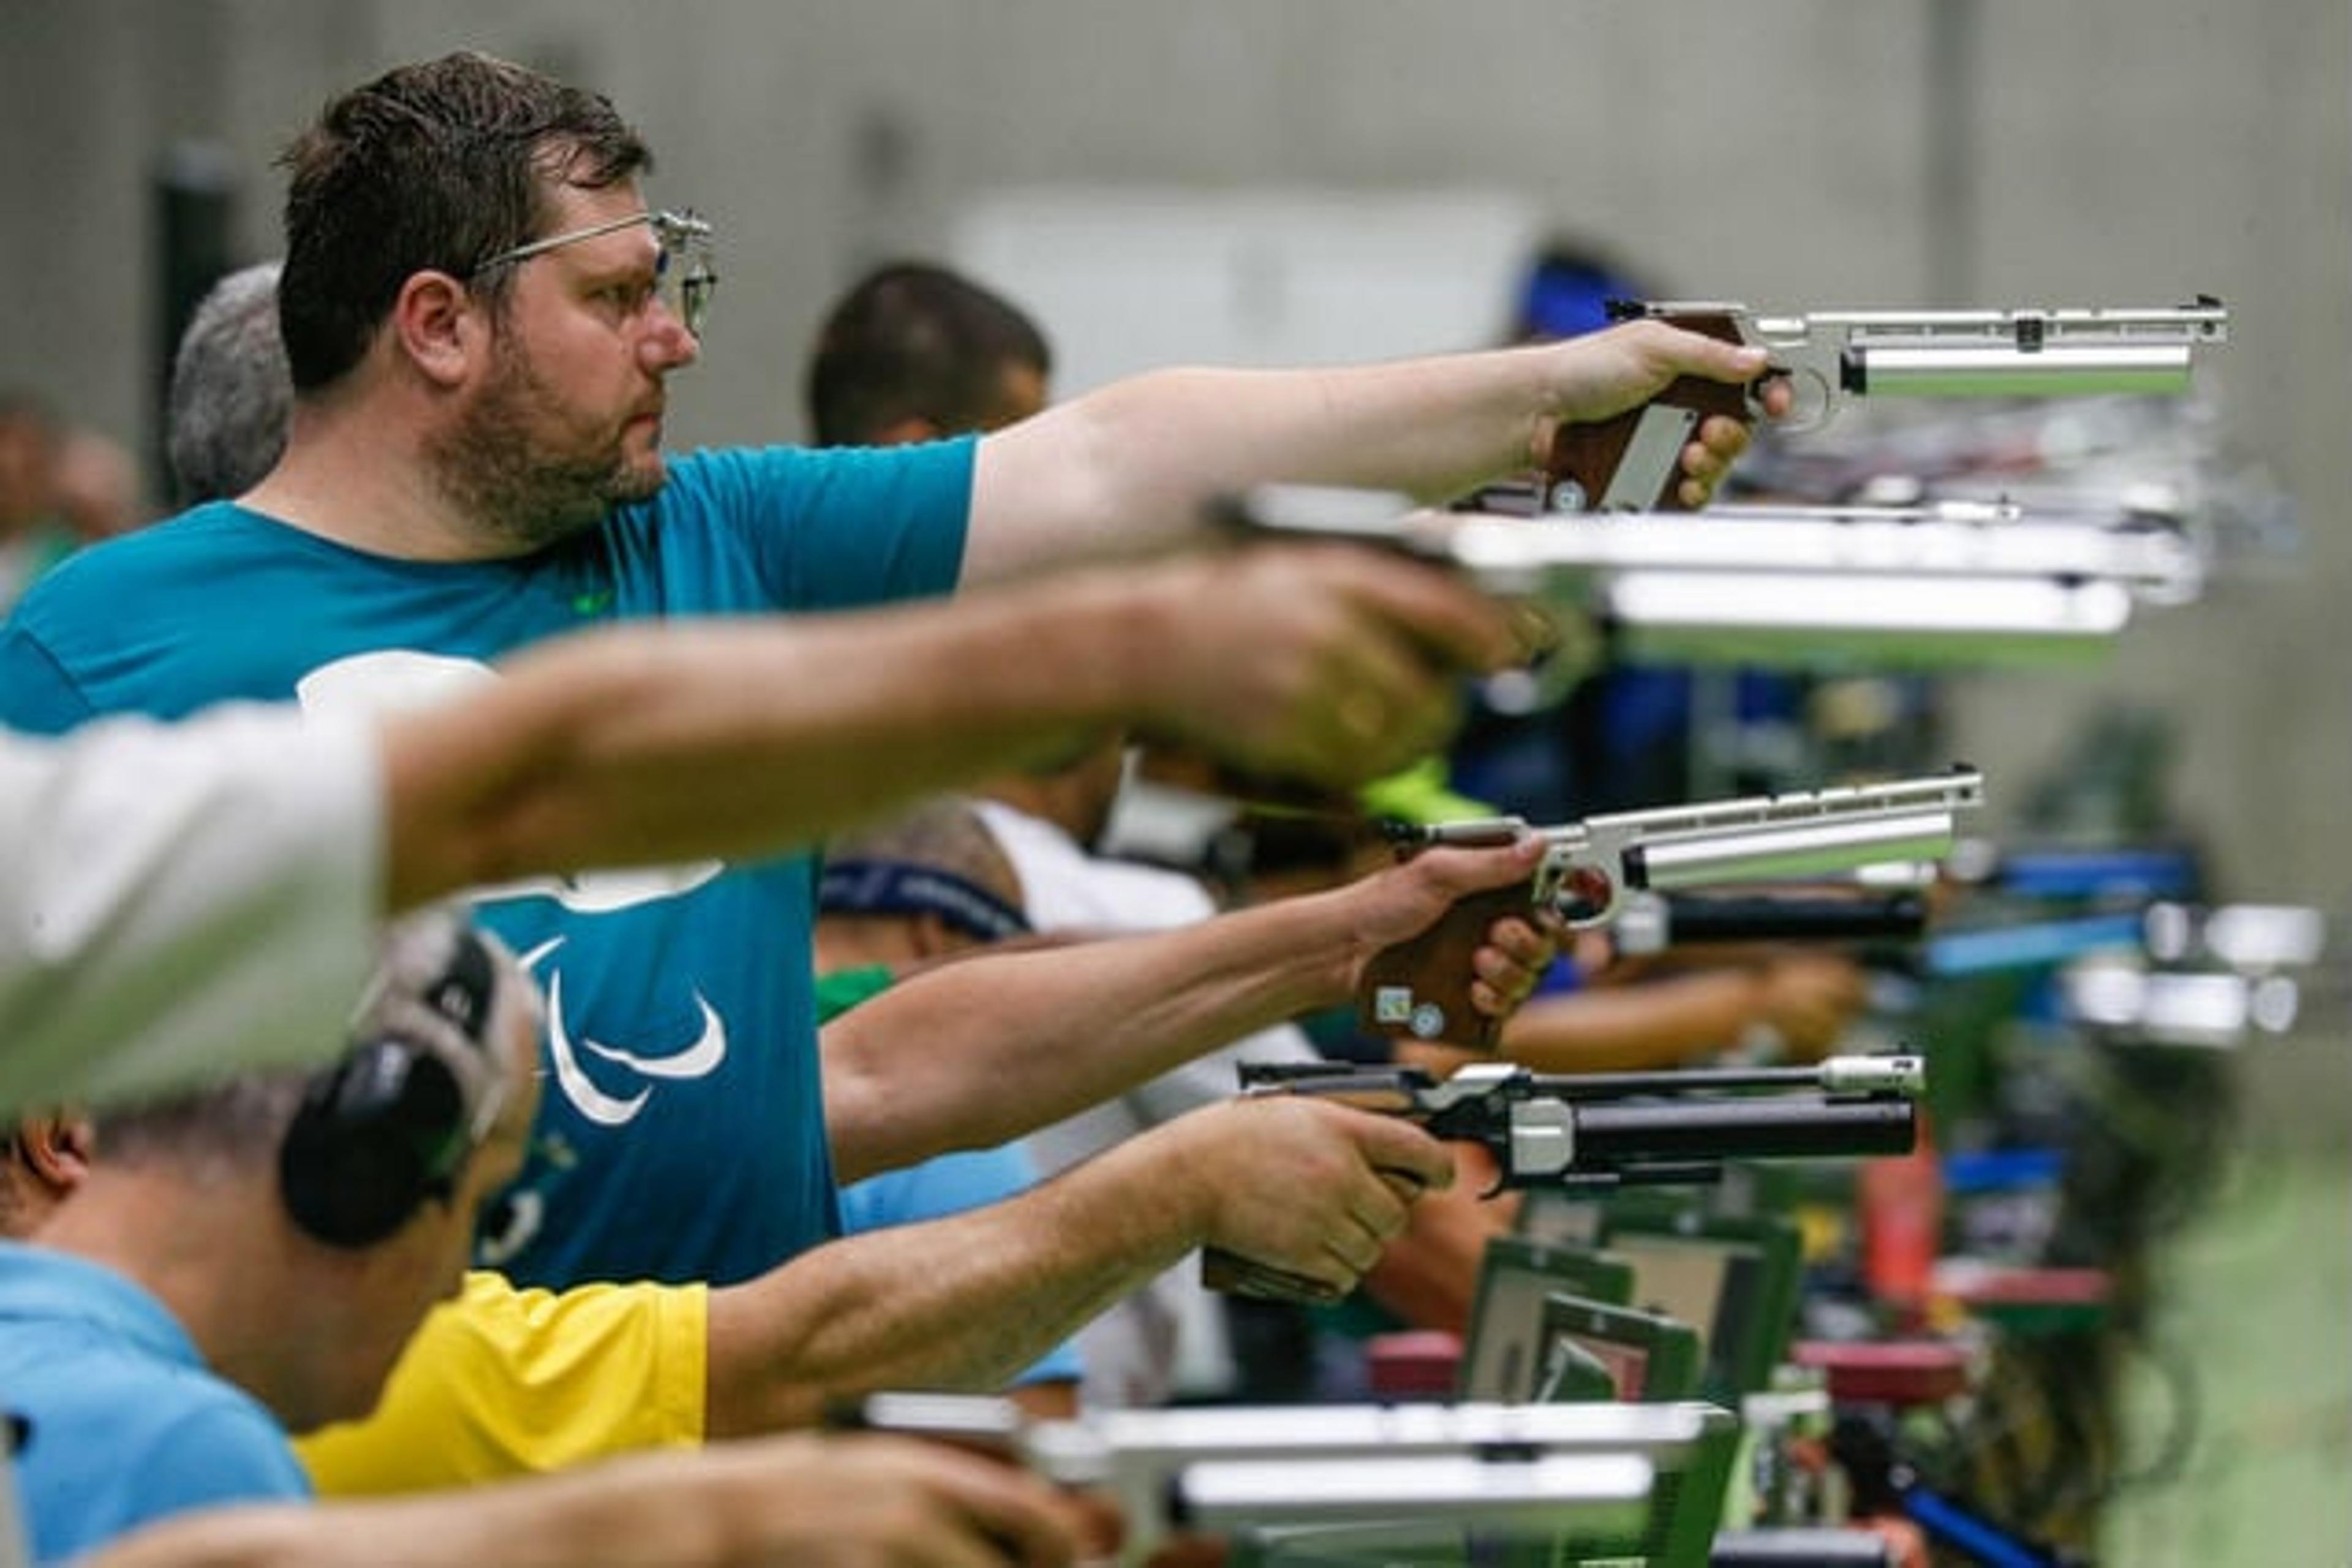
[426,336,664,552]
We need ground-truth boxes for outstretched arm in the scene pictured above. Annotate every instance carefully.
[381,546,1523,912]
[3,546,1517,1118]
[91,1433,1090,1568]
[964,320,1779,582]
[820,840,1557,1181]
[289,1103,1447,1489]
[709,1095,1455,1436]
[1494,951,1871,1073]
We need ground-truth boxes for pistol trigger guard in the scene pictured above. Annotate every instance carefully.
[1539,855,1618,929]
[1771,365,1837,432]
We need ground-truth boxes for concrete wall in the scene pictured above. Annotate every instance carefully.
[4,0,2346,920]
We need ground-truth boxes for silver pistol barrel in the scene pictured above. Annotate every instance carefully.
[1848,342,2198,398]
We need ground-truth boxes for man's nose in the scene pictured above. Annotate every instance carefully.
[641,306,699,370]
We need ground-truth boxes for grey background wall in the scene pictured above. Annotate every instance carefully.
[4,0,2348,1044]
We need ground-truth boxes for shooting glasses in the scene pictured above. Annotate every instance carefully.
[470,208,718,337]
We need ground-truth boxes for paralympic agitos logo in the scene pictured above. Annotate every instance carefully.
[295,649,732,1133]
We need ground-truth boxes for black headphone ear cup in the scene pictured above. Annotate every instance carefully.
[280,1039,467,1249]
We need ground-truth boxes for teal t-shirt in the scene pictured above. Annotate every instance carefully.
[0,441,974,1291]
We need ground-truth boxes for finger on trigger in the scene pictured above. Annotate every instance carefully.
[1359,1117,1455,1192]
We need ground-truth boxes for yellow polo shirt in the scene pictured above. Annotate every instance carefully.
[296,1270,706,1494]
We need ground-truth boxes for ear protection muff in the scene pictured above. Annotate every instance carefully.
[280,924,499,1249]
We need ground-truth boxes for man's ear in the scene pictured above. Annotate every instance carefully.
[390,271,487,388]
[17,1114,94,1196]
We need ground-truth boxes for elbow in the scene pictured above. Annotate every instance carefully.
[702,1267,903,1439]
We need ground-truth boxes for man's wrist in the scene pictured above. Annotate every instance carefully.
[1238,881,1373,1017]
[1095,1113,1226,1254]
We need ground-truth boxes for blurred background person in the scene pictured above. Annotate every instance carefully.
[0,393,75,613]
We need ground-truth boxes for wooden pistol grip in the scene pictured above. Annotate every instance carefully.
[1545,311,1752,513]
[1201,1248,1348,1305]
[1355,882,1532,1052]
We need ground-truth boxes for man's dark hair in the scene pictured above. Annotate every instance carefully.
[805,262,1052,446]
[276,50,652,392]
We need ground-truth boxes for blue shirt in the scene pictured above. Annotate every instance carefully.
[0,442,974,1291]
[0,1243,311,1564]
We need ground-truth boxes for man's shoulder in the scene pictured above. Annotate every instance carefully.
[113,1357,292,1447]
[646,440,974,533]
[0,505,371,728]
[649,441,945,503]
[10,504,249,614]
[296,1270,698,1494]
[0,1272,287,1453]
[7,506,343,668]
[414,1270,684,1359]
[12,1332,306,1561]
[626,440,973,614]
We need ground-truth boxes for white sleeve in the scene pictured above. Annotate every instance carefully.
[0,706,385,1111]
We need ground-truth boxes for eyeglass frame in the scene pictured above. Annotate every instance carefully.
[467,208,717,337]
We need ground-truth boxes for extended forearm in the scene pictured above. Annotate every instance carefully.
[94,1444,962,1568]
[380,587,1151,910]
[707,1133,1210,1437]
[965,353,1560,581]
[88,1468,722,1568]
[823,895,1353,1179]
